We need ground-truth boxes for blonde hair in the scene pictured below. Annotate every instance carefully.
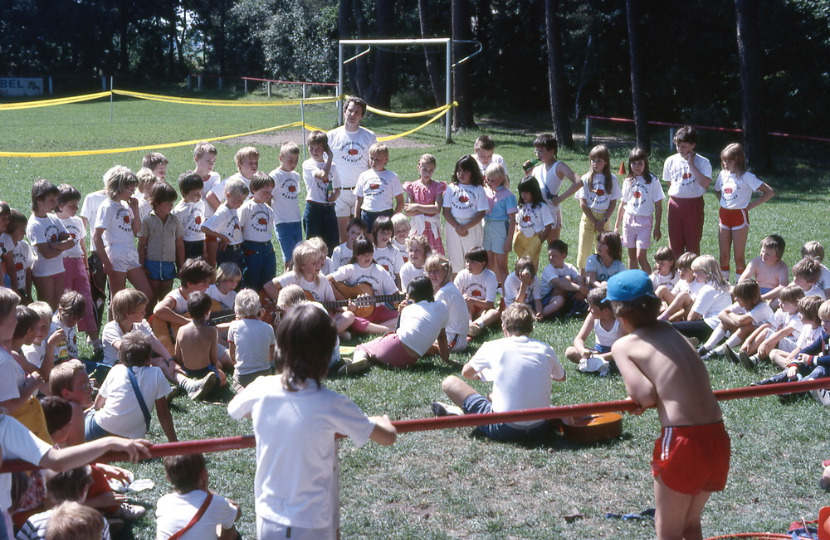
[234,146,259,167]
[277,284,306,310]
[223,178,249,199]
[135,167,157,193]
[819,300,830,321]
[368,143,389,157]
[306,237,328,257]
[280,142,300,157]
[45,501,104,540]
[27,300,53,321]
[292,243,321,285]
[102,165,131,189]
[110,289,148,322]
[691,255,729,291]
[216,262,242,284]
[234,288,262,318]
[106,167,138,199]
[424,254,451,288]
[408,234,431,256]
[49,360,86,397]
[720,143,747,175]
[418,153,436,166]
[193,141,218,159]
[484,162,509,188]
[801,241,825,262]
[391,213,410,232]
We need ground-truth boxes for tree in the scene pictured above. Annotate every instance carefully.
[626,0,649,151]
[543,0,573,147]
[735,0,771,172]
[367,0,394,108]
[451,0,476,129]
[418,0,444,107]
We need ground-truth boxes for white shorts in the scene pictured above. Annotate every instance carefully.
[621,214,653,249]
[32,253,66,278]
[335,188,357,217]
[447,332,469,352]
[106,244,141,273]
[546,203,562,229]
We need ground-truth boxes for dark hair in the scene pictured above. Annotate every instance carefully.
[514,256,536,277]
[548,239,568,255]
[276,304,336,390]
[14,305,39,341]
[798,295,823,322]
[164,453,206,493]
[179,258,216,286]
[587,286,612,309]
[372,216,394,236]
[347,217,368,232]
[475,135,496,151]
[178,172,204,197]
[733,280,762,308]
[627,147,653,183]
[142,152,169,169]
[793,257,821,282]
[58,290,86,319]
[46,465,93,504]
[41,396,73,435]
[349,235,375,264]
[407,276,434,303]
[533,133,558,153]
[149,181,178,207]
[6,209,27,235]
[587,145,614,195]
[56,184,82,208]
[31,179,59,212]
[464,246,488,265]
[453,155,484,186]
[250,171,275,193]
[187,291,213,320]
[119,331,152,367]
[611,296,662,328]
[597,231,623,262]
[517,176,544,208]
[344,96,368,116]
[674,126,698,145]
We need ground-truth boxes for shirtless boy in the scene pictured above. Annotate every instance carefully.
[739,235,789,301]
[174,291,228,388]
[608,270,729,540]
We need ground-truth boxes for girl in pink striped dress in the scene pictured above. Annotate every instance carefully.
[403,154,446,255]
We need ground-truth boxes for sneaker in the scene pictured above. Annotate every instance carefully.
[722,346,740,365]
[468,323,482,337]
[430,401,463,417]
[337,350,373,375]
[696,346,709,357]
[116,503,146,521]
[811,388,830,406]
[187,372,217,401]
[738,350,757,370]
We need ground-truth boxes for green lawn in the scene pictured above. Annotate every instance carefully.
[1,92,829,539]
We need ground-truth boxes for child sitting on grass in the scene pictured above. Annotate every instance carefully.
[51,290,86,364]
[767,295,825,370]
[540,240,588,318]
[454,246,500,338]
[738,284,806,368]
[175,292,229,389]
[432,303,565,441]
[739,235,789,301]
[656,252,701,322]
[331,217,367,269]
[584,231,625,289]
[791,256,826,299]
[503,256,544,319]
[228,304,396,538]
[801,241,830,297]
[49,360,94,446]
[228,289,276,392]
[156,454,241,540]
[698,280,775,362]
[607,269,729,540]
[400,234,430,292]
[20,301,59,380]
[87,331,178,442]
[564,286,621,375]
[650,247,679,292]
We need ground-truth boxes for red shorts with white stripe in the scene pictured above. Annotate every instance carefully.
[718,207,749,230]
[651,421,730,495]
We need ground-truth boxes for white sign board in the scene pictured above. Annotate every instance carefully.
[0,78,43,97]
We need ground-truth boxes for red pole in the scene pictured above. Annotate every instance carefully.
[3,379,827,472]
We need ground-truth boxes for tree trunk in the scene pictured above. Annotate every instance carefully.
[369,0,394,108]
[626,0,649,151]
[418,0,444,107]
[451,0,476,130]
[543,0,573,147]
[339,0,358,95]
[735,0,771,172]
[352,0,370,98]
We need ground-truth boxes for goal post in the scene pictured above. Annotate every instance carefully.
[338,38,452,143]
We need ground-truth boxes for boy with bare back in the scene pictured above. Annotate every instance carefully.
[607,269,729,540]
[175,291,228,388]
[739,235,789,301]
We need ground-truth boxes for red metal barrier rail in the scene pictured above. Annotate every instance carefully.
[2,378,828,473]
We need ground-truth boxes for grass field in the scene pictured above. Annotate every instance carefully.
[1,91,830,539]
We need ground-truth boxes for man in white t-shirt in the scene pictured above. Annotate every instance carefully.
[432,303,565,442]
[662,126,712,258]
[327,96,377,242]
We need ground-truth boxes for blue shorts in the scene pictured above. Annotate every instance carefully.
[462,393,550,441]
[595,344,611,355]
[275,221,303,263]
[361,209,394,235]
[84,410,110,441]
[184,365,218,379]
[145,260,177,281]
[483,219,510,254]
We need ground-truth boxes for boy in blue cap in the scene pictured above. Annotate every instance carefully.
[607,269,730,540]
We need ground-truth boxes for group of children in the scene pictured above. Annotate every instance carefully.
[0,115,827,539]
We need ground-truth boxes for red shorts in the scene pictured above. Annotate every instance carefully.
[652,421,730,495]
[718,207,749,230]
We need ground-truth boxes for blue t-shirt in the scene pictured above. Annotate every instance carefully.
[486,186,518,222]
[585,254,626,283]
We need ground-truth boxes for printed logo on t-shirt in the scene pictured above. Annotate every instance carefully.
[280,177,299,200]
[44,223,62,243]
[248,205,271,234]
[114,207,133,233]
[449,185,478,212]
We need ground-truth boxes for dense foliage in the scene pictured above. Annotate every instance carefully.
[1,0,828,136]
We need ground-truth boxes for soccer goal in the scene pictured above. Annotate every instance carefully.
[338,38,452,142]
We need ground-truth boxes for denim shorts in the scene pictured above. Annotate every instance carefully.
[462,393,550,441]
[84,410,110,441]
[145,260,177,281]
[483,219,510,254]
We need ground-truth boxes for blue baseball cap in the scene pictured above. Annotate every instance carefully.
[606,269,656,302]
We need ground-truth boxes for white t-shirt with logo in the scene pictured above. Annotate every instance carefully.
[714,170,764,210]
[327,126,377,188]
[355,169,403,212]
[454,268,498,303]
[27,213,70,276]
[269,168,302,223]
[172,200,207,242]
[443,183,489,220]
[373,245,404,278]
[575,173,621,212]
[663,153,712,199]
[238,199,275,243]
[94,199,135,248]
[58,215,86,258]
[329,263,398,296]
[202,204,242,246]
[621,175,665,217]
[516,203,554,238]
[302,159,341,203]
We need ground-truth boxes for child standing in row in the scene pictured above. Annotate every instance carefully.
[513,177,553,271]
[714,142,775,280]
[576,145,620,272]
[443,155,489,275]
[173,172,207,261]
[530,133,582,242]
[302,131,340,253]
[27,180,74,310]
[404,154,446,255]
[483,163,517,286]
[355,143,404,242]
[193,142,221,213]
[202,178,248,272]
[269,142,303,267]
[472,135,507,176]
[239,172,277,290]
[614,148,664,274]
[138,182,185,306]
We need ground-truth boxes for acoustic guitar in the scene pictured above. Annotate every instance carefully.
[150,299,235,357]
[331,281,405,318]
[560,413,623,444]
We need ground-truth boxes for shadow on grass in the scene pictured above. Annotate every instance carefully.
[464,424,633,452]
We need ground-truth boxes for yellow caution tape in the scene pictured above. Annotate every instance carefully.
[113,89,338,107]
[0,91,110,111]
[366,102,455,118]
[377,106,449,142]
[0,122,303,158]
